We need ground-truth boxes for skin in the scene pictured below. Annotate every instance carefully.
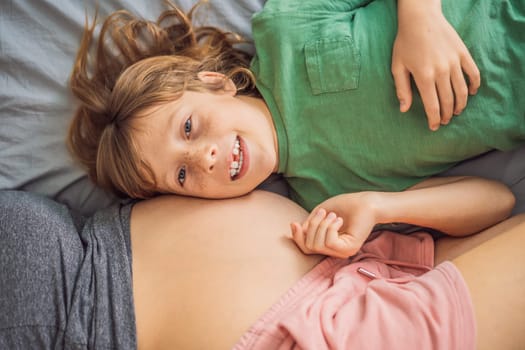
[393,0,481,131]
[445,216,525,350]
[133,75,513,256]
[132,0,485,197]
[292,176,515,258]
[130,191,525,349]
[386,13,525,344]
[132,72,278,199]
[129,4,506,348]
[131,191,325,349]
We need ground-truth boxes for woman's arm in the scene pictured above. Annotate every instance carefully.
[291,176,515,258]
[392,0,480,130]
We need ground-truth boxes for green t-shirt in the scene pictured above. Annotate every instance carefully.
[250,0,525,211]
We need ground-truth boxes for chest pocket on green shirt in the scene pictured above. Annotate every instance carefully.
[304,36,360,95]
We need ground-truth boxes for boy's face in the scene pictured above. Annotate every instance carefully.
[132,88,278,199]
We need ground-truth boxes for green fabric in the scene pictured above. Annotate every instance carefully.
[250,0,525,211]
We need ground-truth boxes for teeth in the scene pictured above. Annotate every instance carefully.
[230,138,243,179]
[233,139,240,155]
[230,155,242,177]
[229,159,242,177]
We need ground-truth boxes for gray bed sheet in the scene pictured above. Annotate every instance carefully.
[1,0,524,216]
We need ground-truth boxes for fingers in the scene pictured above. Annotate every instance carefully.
[313,211,337,248]
[450,64,468,116]
[416,63,473,131]
[395,49,480,131]
[436,72,455,125]
[324,218,345,251]
[413,75,441,131]
[392,65,413,113]
[461,50,481,95]
[290,222,306,249]
[291,209,347,257]
[305,208,327,248]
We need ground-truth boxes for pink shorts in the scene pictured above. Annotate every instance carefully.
[233,231,476,350]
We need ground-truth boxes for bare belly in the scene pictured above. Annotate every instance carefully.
[130,191,324,349]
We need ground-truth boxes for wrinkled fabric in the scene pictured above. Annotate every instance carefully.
[0,191,136,349]
[251,0,525,211]
[233,231,475,350]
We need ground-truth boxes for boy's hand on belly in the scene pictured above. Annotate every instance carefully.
[290,193,378,258]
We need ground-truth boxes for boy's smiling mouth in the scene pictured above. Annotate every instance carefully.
[230,136,245,180]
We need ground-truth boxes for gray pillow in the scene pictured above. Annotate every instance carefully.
[0,0,266,216]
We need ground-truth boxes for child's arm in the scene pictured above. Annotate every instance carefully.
[392,0,480,131]
[291,177,515,258]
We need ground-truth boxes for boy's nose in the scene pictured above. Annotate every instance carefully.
[200,143,217,173]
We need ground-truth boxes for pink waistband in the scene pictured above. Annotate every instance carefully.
[232,232,476,350]
[232,257,348,349]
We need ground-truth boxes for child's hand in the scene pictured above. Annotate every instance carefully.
[290,209,351,258]
[291,193,379,258]
[392,1,480,131]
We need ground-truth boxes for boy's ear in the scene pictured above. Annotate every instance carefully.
[197,71,237,96]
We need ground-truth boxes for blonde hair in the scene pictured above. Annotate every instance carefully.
[68,2,258,198]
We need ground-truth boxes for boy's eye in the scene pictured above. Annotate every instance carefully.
[178,166,186,186]
[184,117,192,138]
